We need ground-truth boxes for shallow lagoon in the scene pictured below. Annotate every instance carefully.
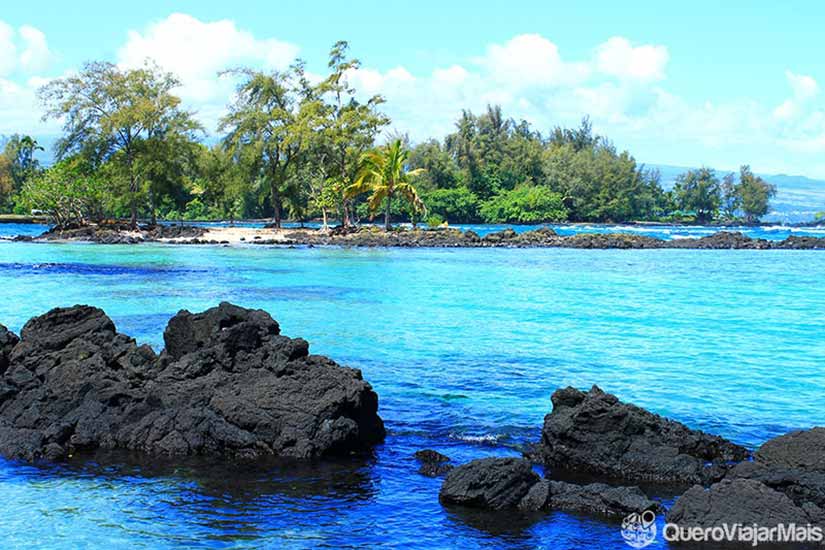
[1,240,824,549]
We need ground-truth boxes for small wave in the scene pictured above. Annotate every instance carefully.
[448,432,504,444]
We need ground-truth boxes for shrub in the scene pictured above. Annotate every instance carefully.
[479,185,568,223]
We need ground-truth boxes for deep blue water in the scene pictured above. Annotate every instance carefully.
[0,238,824,549]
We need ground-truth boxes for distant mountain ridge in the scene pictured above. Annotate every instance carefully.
[647,164,825,223]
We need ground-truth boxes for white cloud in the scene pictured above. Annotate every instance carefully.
[787,70,818,100]
[595,37,668,82]
[0,21,56,135]
[0,21,52,77]
[18,25,51,73]
[479,34,589,88]
[117,13,299,128]
[774,71,820,121]
[2,14,825,177]
[0,22,16,77]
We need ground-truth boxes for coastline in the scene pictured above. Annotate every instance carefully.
[14,223,825,249]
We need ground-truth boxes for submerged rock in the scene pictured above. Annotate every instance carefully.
[415,449,454,477]
[536,386,748,484]
[439,457,660,517]
[0,302,385,462]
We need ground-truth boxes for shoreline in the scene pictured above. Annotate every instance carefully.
[14,224,825,249]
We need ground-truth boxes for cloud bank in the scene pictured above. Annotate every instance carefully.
[2,13,825,176]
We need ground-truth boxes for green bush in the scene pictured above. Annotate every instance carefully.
[479,185,568,224]
[426,213,445,227]
[420,187,480,223]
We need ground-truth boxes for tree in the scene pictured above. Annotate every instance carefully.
[19,156,108,227]
[220,63,321,228]
[192,144,251,223]
[672,167,721,222]
[39,61,200,228]
[0,134,44,209]
[720,172,740,220]
[347,139,425,230]
[736,165,776,223]
[479,185,568,223]
[420,187,480,223]
[0,154,13,209]
[313,41,389,227]
[0,134,43,189]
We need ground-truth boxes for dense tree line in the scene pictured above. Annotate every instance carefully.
[0,43,778,228]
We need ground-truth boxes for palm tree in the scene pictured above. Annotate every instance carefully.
[347,140,425,230]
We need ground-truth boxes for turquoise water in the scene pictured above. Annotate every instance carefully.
[1,239,824,549]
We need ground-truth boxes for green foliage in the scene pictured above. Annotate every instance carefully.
[19,157,108,227]
[3,47,776,227]
[426,213,445,227]
[672,167,721,223]
[39,61,201,226]
[347,140,425,229]
[444,106,544,199]
[736,165,776,222]
[0,134,43,210]
[479,185,568,224]
[420,187,480,223]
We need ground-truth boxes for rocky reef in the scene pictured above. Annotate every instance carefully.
[0,302,385,461]
[668,427,825,529]
[535,385,749,484]
[270,227,825,249]
[21,223,825,249]
[438,457,661,517]
[28,223,207,244]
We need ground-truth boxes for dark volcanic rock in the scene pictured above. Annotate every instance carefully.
[35,223,205,244]
[415,449,454,477]
[776,236,825,250]
[546,480,662,517]
[0,324,18,373]
[562,233,664,249]
[537,386,748,484]
[755,428,825,472]
[439,456,660,516]
[439,457,540,510]
[667,478,813,527]
[727,462,825,521]
[0,302,384,462]
[670,231,770,250]
[665,430,825,531]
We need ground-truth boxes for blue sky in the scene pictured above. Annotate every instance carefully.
[2,1,825,177]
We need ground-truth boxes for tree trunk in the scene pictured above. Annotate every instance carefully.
[127,149,138,230]
[342,199,351,228]
[270,183,282,229]
[385,195,392,231]
[149,187,157,226]
[129,173,138,229]
[321,208,328,229]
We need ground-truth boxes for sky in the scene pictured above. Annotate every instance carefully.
[2,0,825,177]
